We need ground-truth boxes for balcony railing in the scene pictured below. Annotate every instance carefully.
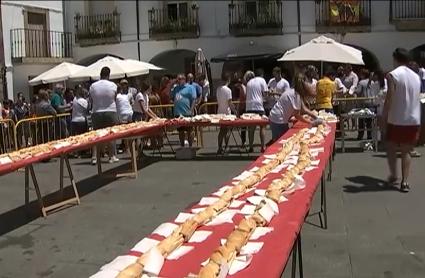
[74,10,121,46]
[315,0,371,33]
[390,0,425,30]
[229,1,283,36]
[11,28,72,61]
[148,6,200,40]
[390,0,425,20]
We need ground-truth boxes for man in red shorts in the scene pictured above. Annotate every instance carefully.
[383,48,421,192]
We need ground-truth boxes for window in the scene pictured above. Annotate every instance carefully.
[167,2,189,21]
[245,1,257,19]
[27,12,46,26]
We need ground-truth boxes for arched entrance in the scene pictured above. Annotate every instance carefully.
[410,44,425,66]
[149,49,196,75]
[211,45,284,82]
[77,53,124,66]
[344,44,380,71]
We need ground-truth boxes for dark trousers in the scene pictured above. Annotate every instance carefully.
[358,118,372,139]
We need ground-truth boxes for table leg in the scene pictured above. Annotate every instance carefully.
[64,155,81,205]
[116,139,138,178]
[96,145,102,175]
[25,166,29,206]
[291,233,304,278]
[59,155,64,199]
[341,117,346,153]
[319,172,328,230]
[374,117,378,152]
[163,127,175,153]
[28,164,47,218]
[327,155,333,182]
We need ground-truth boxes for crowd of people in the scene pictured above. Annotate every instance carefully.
[214,47,424,192]
[1,48,424,191]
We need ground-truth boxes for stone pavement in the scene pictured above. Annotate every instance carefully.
[0,130,424,278]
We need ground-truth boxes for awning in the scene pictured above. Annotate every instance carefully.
[211,45,284,63]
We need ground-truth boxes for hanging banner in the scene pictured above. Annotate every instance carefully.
[330,0,360,24]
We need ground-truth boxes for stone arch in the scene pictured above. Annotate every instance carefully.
[410,44,425,66]
[77,53,124,66]
[149,49,197,75]
[344,44,380,71]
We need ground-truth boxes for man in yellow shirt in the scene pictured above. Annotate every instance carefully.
[316,67,336,113]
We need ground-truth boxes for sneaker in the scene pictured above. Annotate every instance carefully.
[400,182,410,193]
[91,158,97,165]
[109,156,119,164]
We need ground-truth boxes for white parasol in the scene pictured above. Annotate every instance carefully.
[29,62,87,85]
[69,56,152,80]
[124,59,164,71]
[278,35,364,65]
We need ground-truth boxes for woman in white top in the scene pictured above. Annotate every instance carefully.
[269,73,320,142]
[116,84,134,124]
[71,86,89,136]
[132,81,158,122]
[216,73,236,154]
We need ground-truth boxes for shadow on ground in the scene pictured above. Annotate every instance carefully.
[343,175,399,193]
[0,150,259,237]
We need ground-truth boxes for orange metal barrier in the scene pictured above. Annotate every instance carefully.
[14,113,71,148]
[0,119,17,154]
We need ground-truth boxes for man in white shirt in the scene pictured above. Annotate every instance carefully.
[245,70,267,152]
[265,67,290,115]
[343,64,359,95]
[216,73,236,154]
[383,48,421,192]
[89,67,119,164]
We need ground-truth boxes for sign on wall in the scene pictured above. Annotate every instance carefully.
[330,0,360,24]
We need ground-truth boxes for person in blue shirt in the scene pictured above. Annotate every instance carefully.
[171,74,197,147]
[187,73,202,107]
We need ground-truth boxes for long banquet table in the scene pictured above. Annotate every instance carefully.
[96,122,336,278]
[0,118,270,217]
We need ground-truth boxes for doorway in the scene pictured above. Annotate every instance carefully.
[24,10,48,58]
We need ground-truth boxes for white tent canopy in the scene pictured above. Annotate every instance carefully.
[124,59,163,71]
[28,62,86,85]
[278,35,364,65]
[70,56,161,80]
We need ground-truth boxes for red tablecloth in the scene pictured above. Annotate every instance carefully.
[0,118,269,176]
[0,123,166,176]
[166,118,269,128]
[122,122,336,278]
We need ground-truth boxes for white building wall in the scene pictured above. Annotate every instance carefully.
[1,0,64,99]
[64,1,425,81]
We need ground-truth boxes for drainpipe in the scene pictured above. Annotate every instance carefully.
[136,0,141,61]
[62,0,66,32]
[297,0,301,46]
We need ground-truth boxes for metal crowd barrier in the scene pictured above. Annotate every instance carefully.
[150,104,174,119]
[14,113,71,148]
[0,119,17,154]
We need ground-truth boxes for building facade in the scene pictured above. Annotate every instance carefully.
[64,0,425,81]
[3,0,425,98]
[1,0,71,100]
